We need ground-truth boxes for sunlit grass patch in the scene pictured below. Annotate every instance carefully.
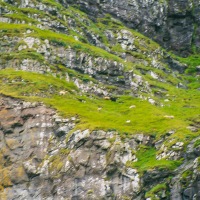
[0,69,199,139]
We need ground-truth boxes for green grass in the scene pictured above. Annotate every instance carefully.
[65,67,96,83]
[194,139,200,148]
[181,170,193,188]
[0,26,154,86]
[185,76,200,89]
[178,54,200,74]
[145,183,168,199]
[0,0,200,179]
[0,0,188,93]
[0,69,199,140]
[4,13,38,24]
[0,51,45,62]
[41,0,64,10]
[0,22,125,64]
[0,2,199,141]
[0,69,77,97]
[0,0,200,190]
[161,89,200,124]
[127,146,181,174]
[0,20,180,91]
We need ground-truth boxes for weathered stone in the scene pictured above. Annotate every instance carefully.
[0,93,200,199]
[55,126,69,137]
[67,0,200,56]
[10,165,29,184]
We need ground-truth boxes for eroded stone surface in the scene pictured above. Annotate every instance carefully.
[66,0,200,56]
[0,95,200,200]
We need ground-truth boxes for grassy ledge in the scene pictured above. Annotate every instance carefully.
[0,69,199,139]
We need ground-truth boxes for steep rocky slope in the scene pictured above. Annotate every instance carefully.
[0,0,200,199]
[0,94,200,200]
[66,0,200,56]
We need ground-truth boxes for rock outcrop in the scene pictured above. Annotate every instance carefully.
[0,95,200,200]
[66,0,200,56]
[0,0,200,199]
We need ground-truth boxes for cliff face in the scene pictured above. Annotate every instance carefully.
[0,0,200,199]
[66,0,200,56]
[0,95,200,200]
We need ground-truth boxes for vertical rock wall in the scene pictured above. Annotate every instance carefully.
[66,0,200,56]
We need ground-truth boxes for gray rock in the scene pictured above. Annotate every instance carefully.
[1,95,200,199]
[67,0,200,56]
[55,126,69,137]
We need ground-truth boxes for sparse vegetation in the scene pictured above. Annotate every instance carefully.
[145,183,168,199]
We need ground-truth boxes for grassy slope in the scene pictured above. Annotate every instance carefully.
[1,68,199,174]
[0,0,200,178]
[0,69,199,138]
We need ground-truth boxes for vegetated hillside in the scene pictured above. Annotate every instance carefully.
[0,0,200,199]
